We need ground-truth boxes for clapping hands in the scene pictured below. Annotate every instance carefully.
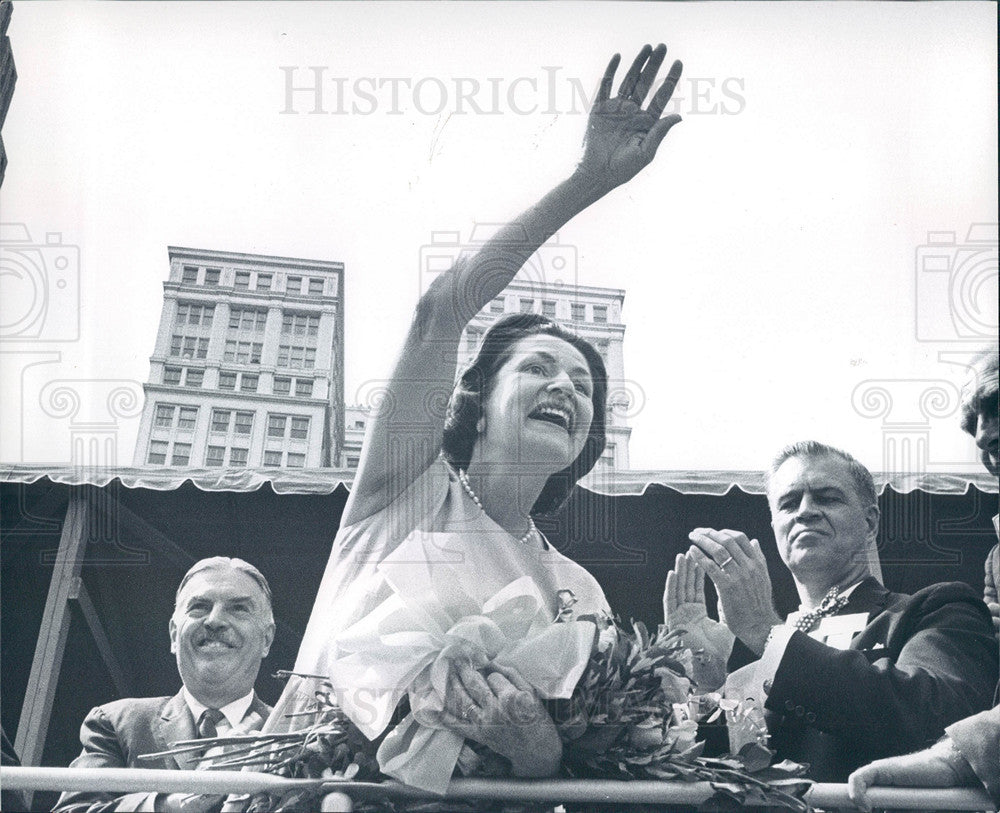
[664,552,734,691]
[686,528,783,656]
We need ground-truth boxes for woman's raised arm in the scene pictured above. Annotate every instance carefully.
[344,44,683,526]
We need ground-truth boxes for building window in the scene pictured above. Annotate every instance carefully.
[490,297,505,314]
[465,329,482,352]
[593,305,608,324]
[290,416,310,440]
[171,443,191,466]
[570,303,585,322]
[240,374,259,392]
[295,379,313,397]
[234,411,254,435]
[234,271,251,290]
[542,300,556,318]
[282,313,320,337]
[596,339,610,362]
[211,409,231,433]
[184,369,204,388]
[286,452,306,468]
[519,297,534,314]
[224,340,263,365]
[163,367,182,386]
[182,266,198,284]
[346,456,360,468]
[177,406,198,430]
[308,278,324,295]
[263,450,282,467]
[218,371,237,390]
[154,404,174,428]
[205,445,225,467]
[257,273,272,291]
[353,419,366,429]
[286,275,302,294]
[267,414,287,438]
[170,335,209,360]
[229,308,267,332]
[147,440,169,465]
[203,268,220,286]
[177,302,214,326]
[273,376,291,396]
[229,448,249,467]
[277,344,316,369]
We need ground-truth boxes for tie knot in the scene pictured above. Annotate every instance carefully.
[793,587,849,634]
[197,708,225,739]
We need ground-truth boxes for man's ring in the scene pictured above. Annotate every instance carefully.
[719,556,734,569]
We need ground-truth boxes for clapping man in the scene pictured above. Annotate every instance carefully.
[665,441,997,781]
[848,347,999,809]
[54,557,275,813]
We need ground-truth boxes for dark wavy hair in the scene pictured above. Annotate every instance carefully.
[442,313,608,515]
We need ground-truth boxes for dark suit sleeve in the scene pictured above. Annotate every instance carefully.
[52,707,160,813]
[764,583,998,760]
[947,705,1000,804]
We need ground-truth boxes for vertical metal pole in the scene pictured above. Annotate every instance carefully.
[14,490,90,766]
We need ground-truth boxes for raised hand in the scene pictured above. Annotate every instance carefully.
[578,43,683,191]
[664,553,733,690]
[687,529,783,656]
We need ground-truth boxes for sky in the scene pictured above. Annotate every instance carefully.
[1,1,997,475]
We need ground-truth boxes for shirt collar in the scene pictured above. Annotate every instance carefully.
[182,686,255,729]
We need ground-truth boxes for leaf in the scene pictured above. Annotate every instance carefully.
[736,741,775,773]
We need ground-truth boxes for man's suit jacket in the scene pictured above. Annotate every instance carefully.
[729,578,998,782]
[53,692,272,813]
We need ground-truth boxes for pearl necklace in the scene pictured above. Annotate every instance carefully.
[457,468,538,547]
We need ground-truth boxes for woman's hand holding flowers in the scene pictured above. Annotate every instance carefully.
[434,660,563,777]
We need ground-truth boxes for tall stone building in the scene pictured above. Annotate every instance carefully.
[133,247,344,468]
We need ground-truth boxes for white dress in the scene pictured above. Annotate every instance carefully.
[265,456,611,737]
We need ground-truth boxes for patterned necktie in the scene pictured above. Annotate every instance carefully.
[793,586,850,634]
[197,708,225,739]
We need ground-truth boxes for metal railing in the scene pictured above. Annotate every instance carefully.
[2,765,996,811]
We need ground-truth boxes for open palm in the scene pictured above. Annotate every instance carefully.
[580,44,683,189]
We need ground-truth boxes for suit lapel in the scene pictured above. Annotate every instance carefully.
[155,691,200,770]
[840,576,891,618]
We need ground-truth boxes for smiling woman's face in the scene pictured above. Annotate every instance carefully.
[475,334,595,471]
[169,566,274,706]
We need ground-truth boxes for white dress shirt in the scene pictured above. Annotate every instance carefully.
[182,687,255,736]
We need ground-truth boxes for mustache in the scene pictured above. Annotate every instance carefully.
[197,632,236,646]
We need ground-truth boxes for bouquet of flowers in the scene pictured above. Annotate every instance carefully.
[547,618,811,810]
[146,592,811,812]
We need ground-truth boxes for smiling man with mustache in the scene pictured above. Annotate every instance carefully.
[54,558,275,813]
[665,441,998,782]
